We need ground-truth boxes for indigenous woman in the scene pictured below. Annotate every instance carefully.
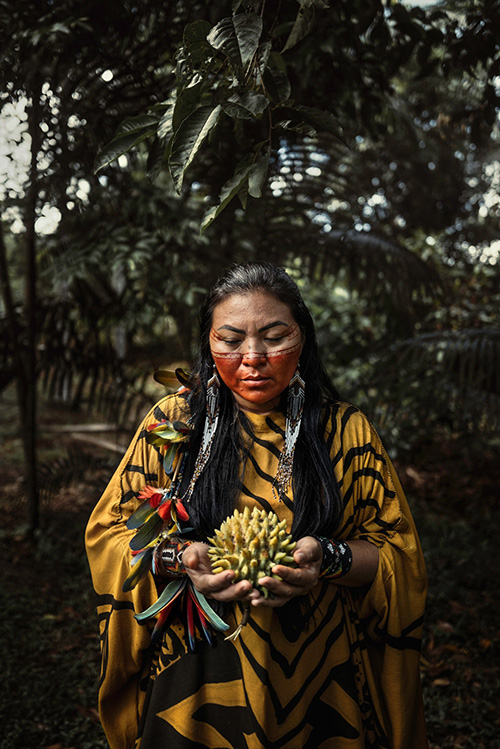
[86,262,428,748]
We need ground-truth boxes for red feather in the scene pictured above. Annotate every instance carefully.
[158,499,172,520]
[137,485,163,507]
[175,500,189,521]
[151,601,174,642]
[190,593,213,645]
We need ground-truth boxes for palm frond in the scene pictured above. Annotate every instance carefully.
[370,328,500,433]
[37,448,120,504]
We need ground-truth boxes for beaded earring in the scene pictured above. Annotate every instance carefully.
[272,366,305,501]
[183,364,220,502]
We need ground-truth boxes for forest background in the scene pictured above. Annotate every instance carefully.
[0,0,499,747]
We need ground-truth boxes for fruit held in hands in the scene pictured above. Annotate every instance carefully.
[207,506,296,597]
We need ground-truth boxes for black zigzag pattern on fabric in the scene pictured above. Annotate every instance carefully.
[239,617,346,725]
[342,443,386,476]
[238,653,362,748]
[125,464,158,481]
[265,416,285,437]
[342,467,397,505]
[237,482,273,512]
[371,613,425,652]
[245,449,276,484]
[240,423,282,458]
[95,594,137,688]
[244,588,339,673]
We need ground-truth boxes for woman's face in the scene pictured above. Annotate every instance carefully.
[210,290,304,413]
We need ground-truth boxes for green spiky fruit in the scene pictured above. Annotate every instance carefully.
[207,506,297,597]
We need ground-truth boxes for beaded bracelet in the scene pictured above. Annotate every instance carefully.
[153,536,194,578]
[313,536,353,579]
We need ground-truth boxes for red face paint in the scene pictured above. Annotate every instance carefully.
[209,292,304,413]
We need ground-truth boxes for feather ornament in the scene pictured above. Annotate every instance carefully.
[186,591,196,653]
[153,368,191,389]
[129,512,164,551]
[135,578,186,622]
[122,547,154,592]
[123,394,231,649]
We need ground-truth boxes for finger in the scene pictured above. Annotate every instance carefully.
[250,592,290,608]
[257,575,305,599]
[293,537,322,565]
[211,579,253,602]
[183,546,201,570]
[202,570,236,591]
[268,565,314,586]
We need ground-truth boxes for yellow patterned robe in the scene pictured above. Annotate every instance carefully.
[85,393,428,748]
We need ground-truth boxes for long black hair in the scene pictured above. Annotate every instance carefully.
[181,262,343,540]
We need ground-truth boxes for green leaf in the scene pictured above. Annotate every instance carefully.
[298,0,329,8]
[275,103,346,144]
[201,161,253,232]
[233,14,263,69]
[248,147,270,198]
[169,104,222,192]
[183,19,212,65]
[115,114,160,137]
[221,91,269,119]
[256,40,272,70]
[263,66,291,103]
[94,129,156,172]
[295,104,345,141]
[275,119,317,137]
[146,136,167,182]
[282,6,314,52]
[157,95,176,141]
[173,78,203,131]
[207,14,263,75]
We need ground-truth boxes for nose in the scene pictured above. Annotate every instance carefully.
[241,351,267,366]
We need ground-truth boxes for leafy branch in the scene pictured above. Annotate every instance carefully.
[94,2,344,230]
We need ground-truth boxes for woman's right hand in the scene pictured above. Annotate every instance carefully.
[182,542,253,602]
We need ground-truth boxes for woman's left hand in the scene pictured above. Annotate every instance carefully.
[248,535,322,608]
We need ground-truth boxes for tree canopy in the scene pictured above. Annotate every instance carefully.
[1,0,499,525]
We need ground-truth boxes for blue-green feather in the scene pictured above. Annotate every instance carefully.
[129,512,164,551]
[163,444,177,475]
[126,501,157,530]
[191,587,230,632]
[135,578,186,622]
[122,548,153,592]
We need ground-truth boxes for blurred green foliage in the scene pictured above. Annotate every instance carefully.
[0,0,499,451]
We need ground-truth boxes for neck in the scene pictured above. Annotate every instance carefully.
[233,392,281,415]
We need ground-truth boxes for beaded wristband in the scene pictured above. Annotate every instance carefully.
[313,536,353,579]
[153,536,194,578]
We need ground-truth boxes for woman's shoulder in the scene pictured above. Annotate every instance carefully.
[322,400,381,446]
[141,391,191,427]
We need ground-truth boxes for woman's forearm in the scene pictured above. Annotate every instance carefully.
[333,540,379,587]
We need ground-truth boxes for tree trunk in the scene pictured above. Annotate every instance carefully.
[0,222,24,385]
[22,81,42,531]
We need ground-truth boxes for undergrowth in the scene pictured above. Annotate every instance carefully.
[1,388,499,748]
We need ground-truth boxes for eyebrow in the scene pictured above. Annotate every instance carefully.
[217,321,289,334]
